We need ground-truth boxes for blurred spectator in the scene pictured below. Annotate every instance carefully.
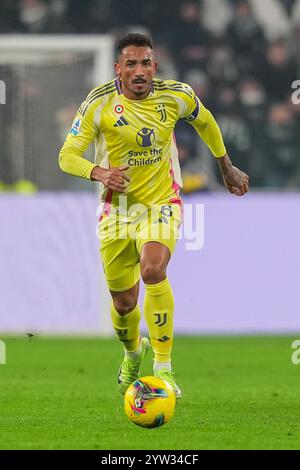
[183,69,211,103]
[170,0,212,79]
[155,44,178,81]
[111,0,178,42]
[18,0,67,34]
[238,78,267,124]
[207,40,239,86]
[249,0,291,40]
[65,0,113,34]
[226,0,266,76]
[214,86,252,178]
[263,104,300,187]
[201,0,234,36]
[291,0,300,25]
[258,39,297,102]
[238,79,268,185]
[291,23,300,64]
[280,0,297,16]
[175,120,197,163]
[175,121,209,192]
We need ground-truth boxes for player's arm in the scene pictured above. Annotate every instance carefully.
[182,87,249,196]
[217,153,249,196]
[58,98,129,192]
[58,99,98,179]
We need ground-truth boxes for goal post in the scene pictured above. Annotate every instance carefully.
[0,34,114,82]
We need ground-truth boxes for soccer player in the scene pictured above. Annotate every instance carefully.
[59,33,249,399]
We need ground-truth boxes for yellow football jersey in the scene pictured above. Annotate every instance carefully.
[59,78,226,220]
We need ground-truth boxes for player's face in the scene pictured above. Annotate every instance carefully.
[115,46,157,100]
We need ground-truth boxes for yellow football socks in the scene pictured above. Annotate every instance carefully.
[144,278,174,363]
[110,303,141,352]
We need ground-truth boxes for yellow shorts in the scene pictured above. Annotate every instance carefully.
[98,204,182,292]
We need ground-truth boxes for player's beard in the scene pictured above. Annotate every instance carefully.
[131,80,150,98]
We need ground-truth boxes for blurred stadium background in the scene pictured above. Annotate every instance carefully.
[0,0,299,336]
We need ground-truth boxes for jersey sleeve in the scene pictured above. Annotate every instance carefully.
[178,83,227,158]
[175,82,200,119]
[58,93,99,179]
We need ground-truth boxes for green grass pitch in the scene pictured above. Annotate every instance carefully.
[0,336,299,450]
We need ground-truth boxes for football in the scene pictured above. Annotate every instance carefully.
[124,376,176,428]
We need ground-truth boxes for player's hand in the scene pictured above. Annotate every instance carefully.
[222,166,249,196]
[91,165,130,192]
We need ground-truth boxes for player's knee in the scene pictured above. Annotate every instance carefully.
[113,297,137,316]
[141,263,166,284]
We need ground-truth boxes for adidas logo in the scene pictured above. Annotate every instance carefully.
[113,116,129,127]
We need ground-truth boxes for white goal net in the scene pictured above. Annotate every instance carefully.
[0,35,114,190]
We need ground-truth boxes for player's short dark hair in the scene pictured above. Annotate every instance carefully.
[117,33,153,55]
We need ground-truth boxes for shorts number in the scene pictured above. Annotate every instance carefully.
[161,205,173,218]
